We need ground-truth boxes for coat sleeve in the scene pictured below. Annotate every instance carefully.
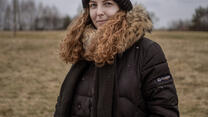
[54,61,89,117]
[141,42,179,117]
[54,65,73,117]
[54,95,62,117]
[54,64,74,117]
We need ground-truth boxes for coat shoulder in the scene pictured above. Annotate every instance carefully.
[134,37,165,59]
[130,37,167,72]
[123,37,160,58]
[135,37,158,50]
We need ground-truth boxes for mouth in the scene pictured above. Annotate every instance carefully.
[96,20,107,25]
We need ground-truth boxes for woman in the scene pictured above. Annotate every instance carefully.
[54,0,179,117]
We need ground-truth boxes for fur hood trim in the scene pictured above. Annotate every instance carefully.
[82,5,152,65]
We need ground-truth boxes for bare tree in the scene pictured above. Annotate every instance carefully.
[1,0,69,30]
[4,5,13,30]
[168,19,192,31]
[19,0,36,30]
[63,15,71,29]
[0,0,8,30]
[34,4,63,30]
[34,2,44,30]
[148,11,159,29]
[37,5,53,30]
[13,0,17,36]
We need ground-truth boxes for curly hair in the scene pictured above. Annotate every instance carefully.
[83,11,128,66]
[60,8,129,66]
[59,9,90,64]
[59,5,153,67]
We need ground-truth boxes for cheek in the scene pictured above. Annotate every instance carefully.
[90,10,96,22]
[106,7,119,17]
[109,10,118,16]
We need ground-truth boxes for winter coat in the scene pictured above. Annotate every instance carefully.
[54,37,179,117]
[54,5,179,117]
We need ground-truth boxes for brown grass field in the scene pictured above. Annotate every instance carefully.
[0,31,208,117]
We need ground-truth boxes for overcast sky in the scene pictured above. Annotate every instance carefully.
[35,0,208,28]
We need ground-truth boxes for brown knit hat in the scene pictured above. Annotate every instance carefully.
[82,0,133,11]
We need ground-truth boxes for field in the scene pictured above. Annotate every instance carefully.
[0,31,208,117]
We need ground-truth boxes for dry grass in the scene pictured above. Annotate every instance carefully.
[147,31,208,117]
[0,31,208,117]
[0,31,71,117]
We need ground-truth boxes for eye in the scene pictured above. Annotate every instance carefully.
[104,2,113,7]
[89,3,97,9]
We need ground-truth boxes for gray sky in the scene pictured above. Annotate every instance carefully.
[35,0,208,29]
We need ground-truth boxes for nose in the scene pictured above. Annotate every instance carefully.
[96,6,104,17]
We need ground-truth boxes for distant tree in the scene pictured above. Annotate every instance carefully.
[63,16,71,29]
[0,0,8,30]
[34,3,44,30]
[4,5,13,30]
[35,5,62,30]
[148,11,159,28]
[16,0,21,30]
[51,6,61,29]
[168,6,208,31]
[191,6,208,31]
[1,0,70,31]
[42,6,54,29]
[13,0,18,36]
[169,19,192,31]
[19,0,36,30]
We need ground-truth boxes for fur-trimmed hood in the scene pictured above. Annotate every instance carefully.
[60,5,153,66]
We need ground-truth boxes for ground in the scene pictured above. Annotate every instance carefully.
[0,31,207,117]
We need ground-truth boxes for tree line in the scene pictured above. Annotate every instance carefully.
[1,0,207,31]
[0,0,71,31]
[0,0,159,31]
[169,6,208,31]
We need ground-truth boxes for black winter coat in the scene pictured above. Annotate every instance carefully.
[54,37,179,117]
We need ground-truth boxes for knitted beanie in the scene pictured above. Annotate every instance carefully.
[82,0,133,11]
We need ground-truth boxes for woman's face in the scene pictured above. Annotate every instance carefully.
[89,0,120,29]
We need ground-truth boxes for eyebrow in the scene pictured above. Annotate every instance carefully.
[89,0,96,3]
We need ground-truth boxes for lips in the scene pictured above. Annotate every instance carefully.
[96,20,107,25]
